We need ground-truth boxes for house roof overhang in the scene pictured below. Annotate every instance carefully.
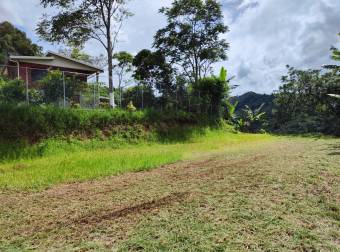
[9,51,104,74]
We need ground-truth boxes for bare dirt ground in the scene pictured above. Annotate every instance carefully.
[0,137,339,251]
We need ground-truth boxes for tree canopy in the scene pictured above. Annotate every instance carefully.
[59,46,92,63]
[113,51,134,107]
[37,0,132,107]
[154,0,229,84]
[0,21,43,65]
[133,49,175,101]
[273,65,340,135]
[331,33,340,61]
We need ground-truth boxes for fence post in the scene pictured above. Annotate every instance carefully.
[25,67,29,105]
[93,81,96,108]
[141,86,144,110]
[63,71,66,108]
[96,73,99,108]
[120,87,122,108]
[188,94,191,113]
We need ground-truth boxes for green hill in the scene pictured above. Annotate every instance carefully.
[231,91,275,117]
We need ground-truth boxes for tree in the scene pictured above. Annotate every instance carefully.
[113,51,133,107]
[274,65,340,135]
[59,45,107,69]
[331,33,340,61]
[0,21,42,65]
[154,0,229,84]
[59,46,92,63]
[191,67,230,115]
[133,49,174,106]
[0,77,26,103]
[37,0,132,108]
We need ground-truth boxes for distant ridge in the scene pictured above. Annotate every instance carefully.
[231,92,275,117]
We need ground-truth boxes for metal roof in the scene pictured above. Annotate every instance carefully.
[46,51,103,72]
[10,56,54,60]
[10,51,104,73]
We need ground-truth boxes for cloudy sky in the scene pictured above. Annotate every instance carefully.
[0,0,339,94]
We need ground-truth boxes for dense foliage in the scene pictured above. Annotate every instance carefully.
[39,70,86,104]
[0,21,42,65]
[133,49,175,106]
[237,104,267,133]
[191,67,230,116]
[273,65,340,135]
[0,77,25,103]
[0,104,201,142]
[154,0,229,84]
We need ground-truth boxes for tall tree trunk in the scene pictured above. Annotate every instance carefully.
[107,25,115,108]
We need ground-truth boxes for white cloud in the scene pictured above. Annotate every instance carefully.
[221,0,340,94]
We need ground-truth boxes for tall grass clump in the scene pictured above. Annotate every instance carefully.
[0,104,201,143]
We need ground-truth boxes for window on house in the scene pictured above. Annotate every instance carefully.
[31,69,48,83]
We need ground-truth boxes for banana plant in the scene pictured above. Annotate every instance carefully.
[219,67,227,82]
[225,100,238,121]
[238,103,267,133]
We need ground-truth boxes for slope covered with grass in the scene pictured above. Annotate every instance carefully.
[0,129,273,190]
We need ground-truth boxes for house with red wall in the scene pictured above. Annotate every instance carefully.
[6,51,103,86]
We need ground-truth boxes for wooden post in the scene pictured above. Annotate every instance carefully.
[25,67,29,104]
[63,71,66,108]
[95,73,99,108]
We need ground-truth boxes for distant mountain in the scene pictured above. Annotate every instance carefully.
[231,92,275,117]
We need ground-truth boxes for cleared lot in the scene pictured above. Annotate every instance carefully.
[0,137,339,251]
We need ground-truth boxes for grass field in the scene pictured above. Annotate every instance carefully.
[0,129,270,190]
[0,133,339,251]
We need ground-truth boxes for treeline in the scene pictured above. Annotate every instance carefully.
[231,34,340,136]
[272,33,340,135]
[110,0,230,115]
[273,64,340,135]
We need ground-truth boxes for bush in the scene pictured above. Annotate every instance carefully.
[0,104,202,142]
[127,101,137,112]
[39,70,86,104]
[0,77,26,103]
[237,104,267,133]
[191,67,230,116]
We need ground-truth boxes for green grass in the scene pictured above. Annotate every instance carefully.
[0,129,273,190]
[0,136,339,251]
[0,104,200,142]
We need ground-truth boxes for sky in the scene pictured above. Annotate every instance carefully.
[0,0,339,95]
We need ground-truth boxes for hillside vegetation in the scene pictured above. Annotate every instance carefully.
[0,129,267,190]
[0,104,202,143]
[231,91,274,117]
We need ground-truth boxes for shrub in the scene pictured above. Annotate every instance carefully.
[237,104,267,133]
[0,77,26,103]
[39,70,86,104]
[0,104,201,142]
[127,101,137,112]
[191,67,230,116]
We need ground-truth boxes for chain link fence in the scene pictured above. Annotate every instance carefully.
[117,84,207,113]
[1,64,214,112]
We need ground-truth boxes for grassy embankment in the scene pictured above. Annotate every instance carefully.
[0,127,273,190]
